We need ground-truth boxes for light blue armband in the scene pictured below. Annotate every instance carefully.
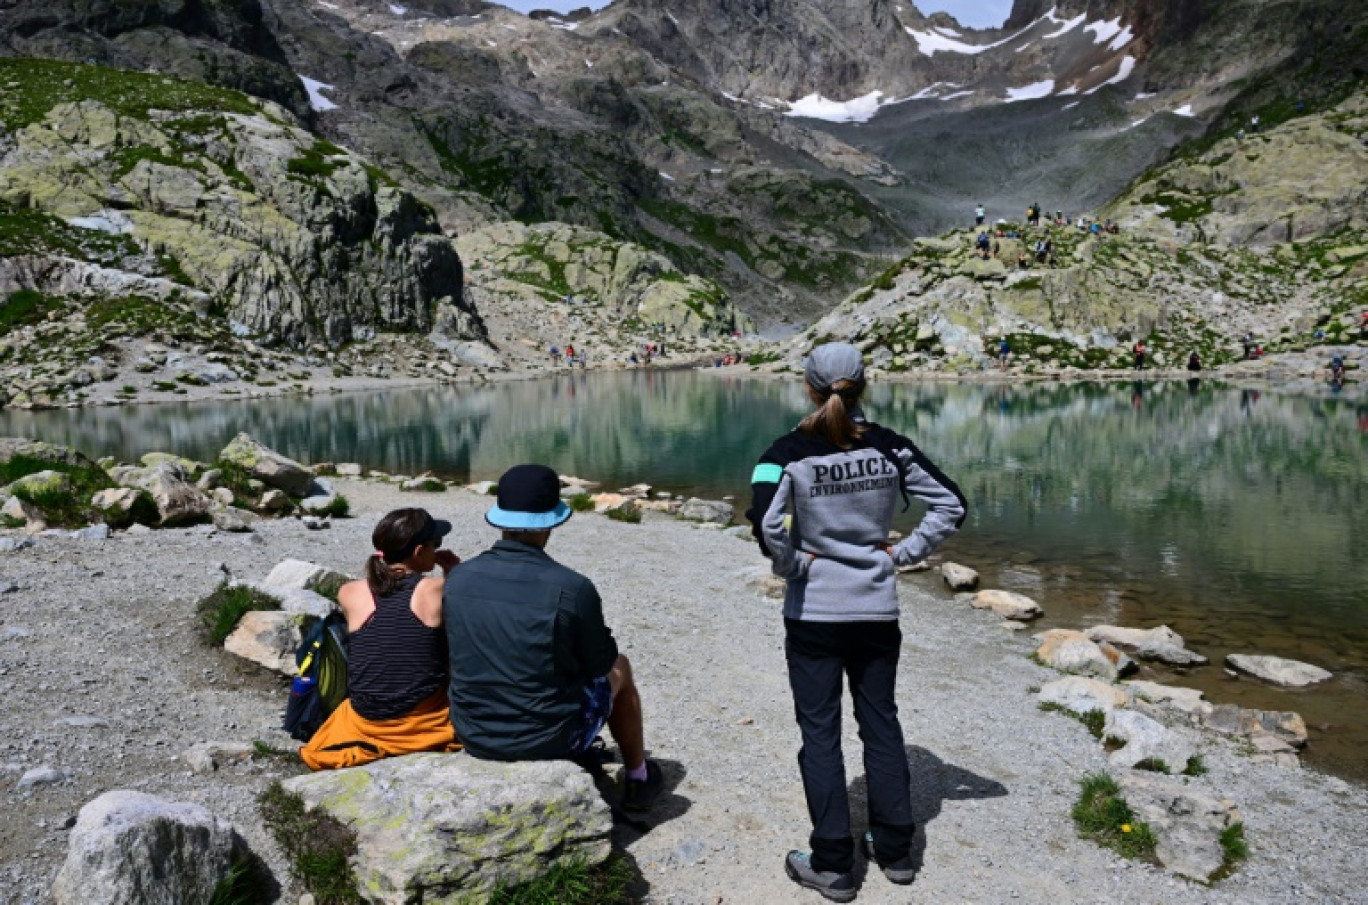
[751,463,783,484]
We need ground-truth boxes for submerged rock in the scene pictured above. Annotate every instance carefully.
[283,753,612,903]
[1225,654,1332,687]
[971,589,1041,620]
[941,562,979,591]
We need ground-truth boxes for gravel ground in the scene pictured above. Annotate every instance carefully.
[1,480,1365,905]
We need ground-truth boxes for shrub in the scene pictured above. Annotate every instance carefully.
[567,494,596,513]
[0,454,115,527]
[316,495,350,518]
[488,854,636,905]
[1071,773,1157,862]
[1182,755,1207,776]
[401,478,447,493]
[0,289,55,333]
[196,582,281,646]
[213,460,260,507]
[606,506,642,524]
[258,783,362,905]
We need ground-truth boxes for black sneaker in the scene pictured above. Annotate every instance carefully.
[784,850,857,903]
[622,759,664,813]
[862,831,916,885]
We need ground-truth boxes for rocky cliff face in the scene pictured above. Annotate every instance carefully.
[0,58,480,348]
[777,90,1368,374]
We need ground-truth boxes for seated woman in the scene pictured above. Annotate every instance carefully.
[301,508,462,770]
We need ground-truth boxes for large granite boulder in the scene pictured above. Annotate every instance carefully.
[1038,676,1128,715]
[284,753,612,903]
[90,487,158,529]
[1201,703,1308,749]
[262,559,350,596]
[1103,709,1197,772]
[0,438,94,470]
[676,498,734,525]
[219,433,314,497]
[52,791,247,905]
[1085,624,1208,667]
[223,610,299,676]
[124,463,211,527]
[1035,629,1134,680]
[1117,772,1242,883]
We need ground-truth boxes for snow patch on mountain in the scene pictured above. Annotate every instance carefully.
[299,75,339,112]
[1006,80,1055,102]
[786,90,888,123]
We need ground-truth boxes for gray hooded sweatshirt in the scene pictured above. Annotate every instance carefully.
[745,415,966,622]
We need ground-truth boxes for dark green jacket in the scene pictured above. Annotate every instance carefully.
[442,540,618,760]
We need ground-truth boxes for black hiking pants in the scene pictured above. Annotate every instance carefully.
[785,618,914,874]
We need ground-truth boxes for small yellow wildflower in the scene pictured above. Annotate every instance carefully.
[1121,824,1133,833]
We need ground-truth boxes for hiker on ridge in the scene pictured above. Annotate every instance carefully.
[300,508,462,770]
[975,203,985,226]
[442,464,666,814]
[746,343,966,902]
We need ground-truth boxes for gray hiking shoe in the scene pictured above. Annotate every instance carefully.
[784,850,857,903]
[862,831,916,885]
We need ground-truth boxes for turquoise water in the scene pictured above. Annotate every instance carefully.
[2,372,1366,780]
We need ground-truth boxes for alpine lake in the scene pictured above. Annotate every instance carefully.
[3,370,1366,783]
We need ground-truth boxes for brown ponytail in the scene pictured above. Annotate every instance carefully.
[799,378,867,449]
[366,508,432,597]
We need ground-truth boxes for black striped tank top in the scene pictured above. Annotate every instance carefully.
[347,573,449,721]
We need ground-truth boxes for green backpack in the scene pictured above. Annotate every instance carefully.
[283,612,349,742]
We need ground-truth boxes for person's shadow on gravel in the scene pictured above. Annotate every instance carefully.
[846,745,1008,881]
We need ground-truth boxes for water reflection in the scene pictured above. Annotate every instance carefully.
[2,374,1367,779]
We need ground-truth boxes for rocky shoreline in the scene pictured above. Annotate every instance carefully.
[1,436,1364,903]
[4,342,1363,416]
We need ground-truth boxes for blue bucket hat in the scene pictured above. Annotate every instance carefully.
[486,463,572,530]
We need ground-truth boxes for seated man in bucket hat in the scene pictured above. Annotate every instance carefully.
[442,463,665,812]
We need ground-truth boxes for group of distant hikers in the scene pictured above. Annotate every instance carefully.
[288,342,967,901]
[971,203,1116,271]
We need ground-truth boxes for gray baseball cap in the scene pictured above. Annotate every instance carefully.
[804,342,865,391]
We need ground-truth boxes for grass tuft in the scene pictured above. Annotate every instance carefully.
[1037,702,1106,739]
[488,854,636,905]
[207,856,268,905]
[401,478,447,493]
[567,494,597,513]
[196,582,282,646]
[1182,755,1208,777]
[1133,758,1172,774]
[1220,822,1248,863]
[258,782,362,905]
[606,506,642,524]
[1072,773,1157,862]
[315,495,351,518]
